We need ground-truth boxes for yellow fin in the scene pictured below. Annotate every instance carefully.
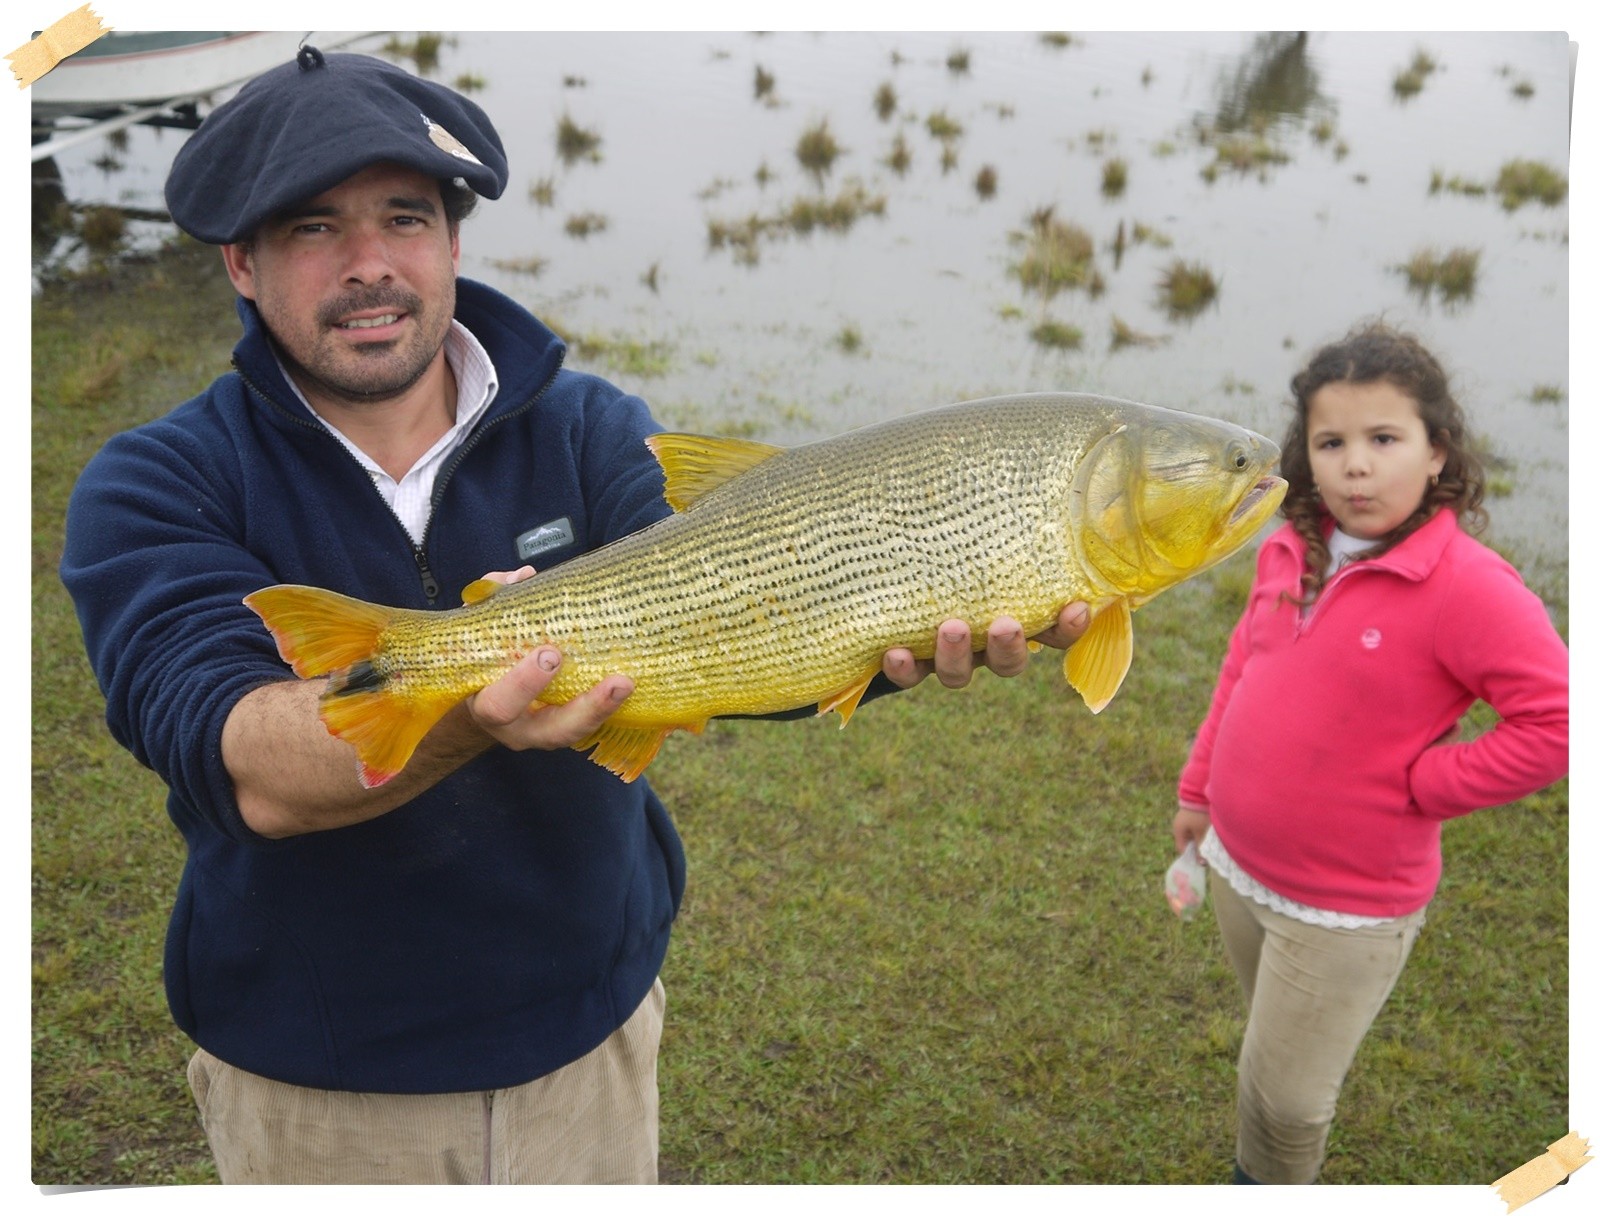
[318,682,458,789]
[1064,598,1133,714]
[244,584,453,788]
[644,432,785,511]
[244,585,394,679]
[577,722,685,782]
[818,669,877,727]
[460,577,503,605]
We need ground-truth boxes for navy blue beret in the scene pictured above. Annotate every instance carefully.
[165,46,508,244]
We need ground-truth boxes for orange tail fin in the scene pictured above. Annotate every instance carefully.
[243,585,454,789]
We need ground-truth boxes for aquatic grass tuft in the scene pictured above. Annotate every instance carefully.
[1157,259,1219,318]
[1494,160,1567,210]
[1010,209,1098,300]
[556,113,603,164]
[754,65,776,101]
[486,255,548,276]
[1201,133,1289,181]
[528,177,556,207]
[835,325,865,354]
[884,133,912,176]
[873,82,897,121]
[926,110,963,142]
[1029,320,1083,350]
[571,331,674,378]
[974,165,998,200]
[1101,158,1128,197]
[1399,247,1480,303]
[77,206,127,257]
[1393,50,1439,98]
[453,73,486,92]
[946,47,971,75]
[1530,385,1565,404]
[707,181,887,265]
[796,120,843,180]
[1110,315,1166,350]
[563,212,609,238]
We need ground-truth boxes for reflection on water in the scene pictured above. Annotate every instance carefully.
[1206,31,1330,135]
[36,30,1569,584]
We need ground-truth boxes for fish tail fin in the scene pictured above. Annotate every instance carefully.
[1064,597,1134,713]
[244,585,450,788]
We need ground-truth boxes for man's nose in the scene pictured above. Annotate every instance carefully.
[340,227,394,285]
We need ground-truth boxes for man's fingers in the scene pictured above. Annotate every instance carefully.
[469,650,634,749]
[982,616,1028,677]
[933,620,974,688]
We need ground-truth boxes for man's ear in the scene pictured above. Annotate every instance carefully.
[220,243,257,301]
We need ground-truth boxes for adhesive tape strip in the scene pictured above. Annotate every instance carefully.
[7,4,109,88]
[1494,1131,1591,1212]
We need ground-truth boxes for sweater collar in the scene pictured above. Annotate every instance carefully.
[230,277,566,423]
[1271,507,1460,582]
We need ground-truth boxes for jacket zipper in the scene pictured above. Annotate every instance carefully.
[236,347,566,605]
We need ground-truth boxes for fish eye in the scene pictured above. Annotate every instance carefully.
[1225,440,1249,471]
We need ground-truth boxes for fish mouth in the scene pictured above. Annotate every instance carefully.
[1230,475,1288,525]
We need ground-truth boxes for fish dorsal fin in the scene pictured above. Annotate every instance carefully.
[460,578,503,605]
[1064,597,1134,713]
[644,432,786,511]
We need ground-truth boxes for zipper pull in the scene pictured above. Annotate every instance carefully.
[413,546,441,602]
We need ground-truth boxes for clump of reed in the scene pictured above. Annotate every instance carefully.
[1392,49,1438,98]
[1157,259,1219,317]
[1399,247,1480,303]
[1010,208,1101,299]
[557,113,602,164]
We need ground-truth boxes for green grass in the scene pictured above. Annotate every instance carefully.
[33,240,1569,1186]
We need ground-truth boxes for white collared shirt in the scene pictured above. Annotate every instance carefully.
[282,320,499,545]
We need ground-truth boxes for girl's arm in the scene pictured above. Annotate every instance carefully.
[1409,556,1568,818]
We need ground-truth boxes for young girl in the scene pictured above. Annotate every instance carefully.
[1171,321,1568,1185]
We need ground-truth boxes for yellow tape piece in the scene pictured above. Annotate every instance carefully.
[1494,1132,1591,1212]
[6,4,109,88]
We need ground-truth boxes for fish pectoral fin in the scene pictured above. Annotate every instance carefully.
[460,578,503,604]
[644,432,786,511]
[576,722,681,782]
[818,669,878,728]
[1064,598,1133,714]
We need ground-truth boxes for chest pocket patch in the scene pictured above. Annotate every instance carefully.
[517,517,575,562]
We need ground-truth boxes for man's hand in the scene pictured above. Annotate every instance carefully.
[881,602,1091,690]
[463,565,633,751]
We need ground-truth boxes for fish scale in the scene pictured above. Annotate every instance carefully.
[245,392,1285,784]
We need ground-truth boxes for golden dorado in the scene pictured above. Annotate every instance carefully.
[245,393,1285,786]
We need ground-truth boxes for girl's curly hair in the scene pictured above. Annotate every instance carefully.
[1280,320,1487,602]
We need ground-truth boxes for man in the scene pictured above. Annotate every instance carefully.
[60,47,1087,1183]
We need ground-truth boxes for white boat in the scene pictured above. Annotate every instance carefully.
[31,30,373,162]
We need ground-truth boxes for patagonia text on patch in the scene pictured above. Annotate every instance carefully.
[517,517,575,562]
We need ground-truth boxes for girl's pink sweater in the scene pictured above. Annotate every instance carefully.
[1178,510,1568,917]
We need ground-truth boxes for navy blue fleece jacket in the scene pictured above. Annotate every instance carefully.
[60,278,685,1093]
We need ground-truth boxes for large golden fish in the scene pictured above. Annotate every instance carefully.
[246,393,1285,786]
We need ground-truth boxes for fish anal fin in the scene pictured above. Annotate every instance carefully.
[645,432,786,511]
[818,669,877,728]
[577,722,684,782]
[1064,598,1133,713]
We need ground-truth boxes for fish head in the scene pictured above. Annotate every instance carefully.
[1072,409,1287,600]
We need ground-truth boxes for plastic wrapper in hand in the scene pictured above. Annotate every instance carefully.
[1164,842,1207,920]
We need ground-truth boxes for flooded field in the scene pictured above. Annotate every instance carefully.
[37,29,1570,583]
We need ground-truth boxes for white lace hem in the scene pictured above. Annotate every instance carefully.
[1199,831,1398,929]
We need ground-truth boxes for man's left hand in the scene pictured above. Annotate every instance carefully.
[881,602,1091,690]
